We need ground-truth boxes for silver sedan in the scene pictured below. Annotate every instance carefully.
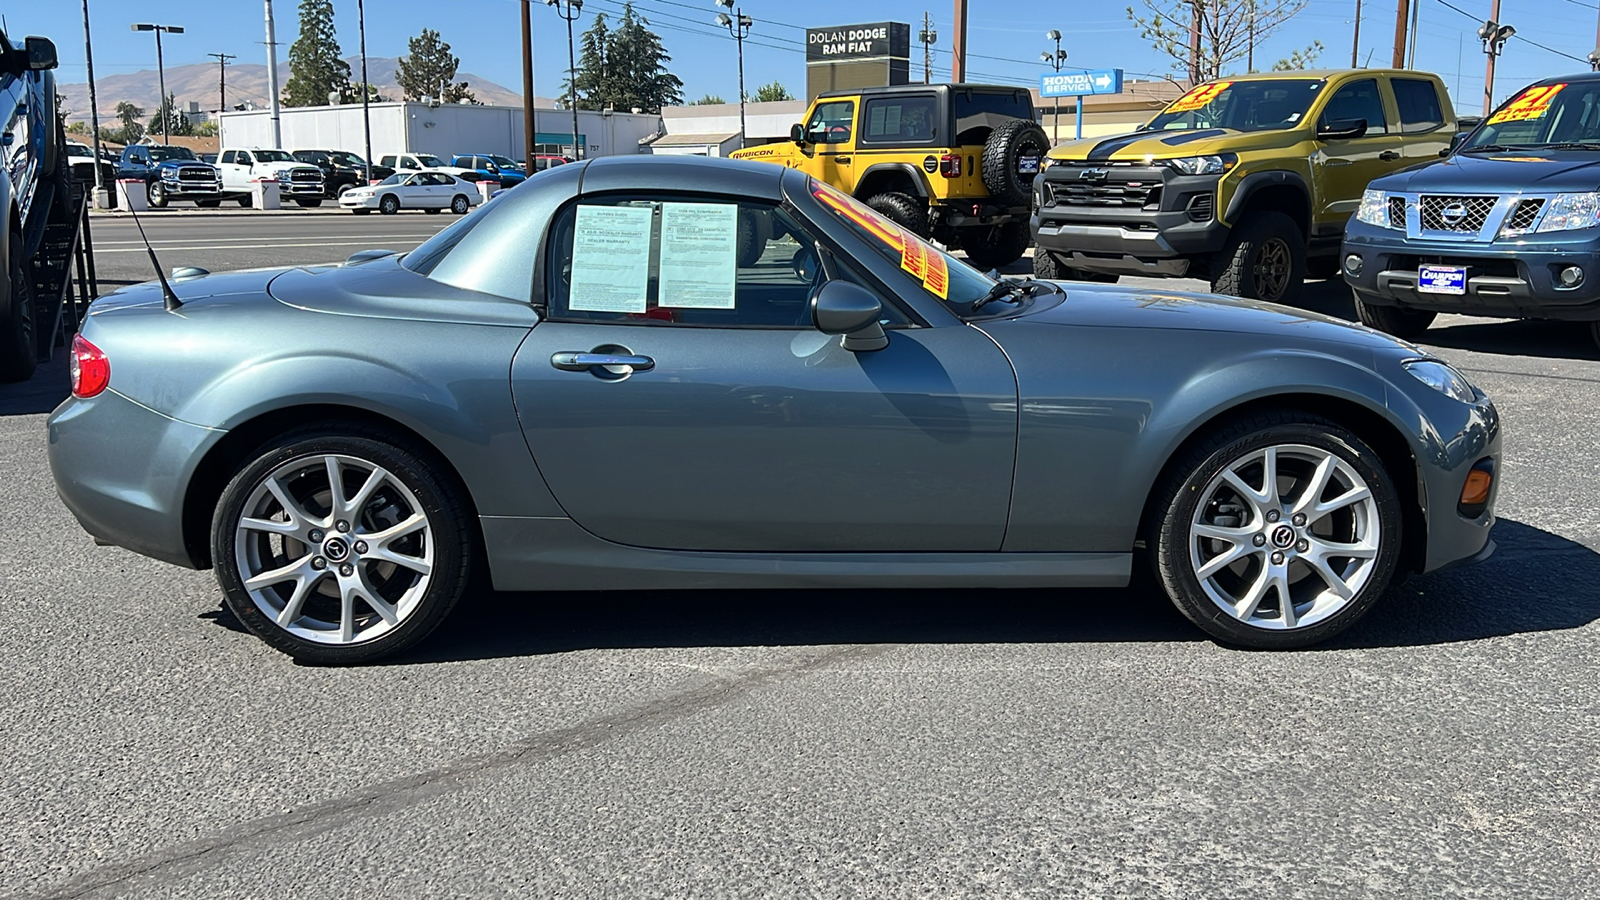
[339,171,480,215]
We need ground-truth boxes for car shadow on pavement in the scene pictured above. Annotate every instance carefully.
[0,350,69,417]
[1421,318,1600,362]
[294,517,1598,665]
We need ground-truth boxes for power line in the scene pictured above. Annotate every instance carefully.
[1433,0,1590,65]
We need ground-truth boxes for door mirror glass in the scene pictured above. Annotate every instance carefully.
[790,123,806,144]
[811,280,888,351]
[24,37,57,71]
[1317,118,1368,141]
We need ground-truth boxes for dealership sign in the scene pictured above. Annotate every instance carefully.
[806,23,911,62]
[1040,69,1125,98]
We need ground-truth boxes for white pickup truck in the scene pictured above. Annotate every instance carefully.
[215,147,327,207]
[377,152,483,184]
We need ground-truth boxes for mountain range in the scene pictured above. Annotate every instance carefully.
[58,57,535,123]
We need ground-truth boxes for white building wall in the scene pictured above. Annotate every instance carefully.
[662,101,807,142]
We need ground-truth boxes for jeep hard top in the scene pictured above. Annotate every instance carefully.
[1033,69,1456,303]
[730,83,1050,269]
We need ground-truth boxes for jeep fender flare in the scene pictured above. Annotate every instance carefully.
[1222,170,1312,232]
[852,163,931,201]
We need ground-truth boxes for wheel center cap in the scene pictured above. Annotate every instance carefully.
[323,537,351,562]
[1270,524,1296,549]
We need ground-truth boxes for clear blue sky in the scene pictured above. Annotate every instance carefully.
[19,0,1600,113]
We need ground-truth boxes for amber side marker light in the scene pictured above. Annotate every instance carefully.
[1458,459,1495,517]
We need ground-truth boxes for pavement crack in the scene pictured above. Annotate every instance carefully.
[15,644,888,900]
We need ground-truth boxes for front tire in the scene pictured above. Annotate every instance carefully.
[1151,411,1402,649]
[1353,294,1437,339]
[1211,210,1305,304]
[379,194,400,215]
[147,180,168,208]
[1032,247,1119,283]
[211,427,473,665]
[0,230,38,383]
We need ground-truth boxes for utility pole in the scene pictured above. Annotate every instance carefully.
[207,52,236,112]
[522,0,537,175]
[1189,0,1202,83]
[1406,0,1419,68]
[81,0,106,206]
[358,0,373,185]
[1247,0,1256,72]
[264,0,282,147]
[952,0,968,82]
[918,12,936,85]
[1590,3,1600,71]
[1392,0,1409,68]
[1352,0,1362,67]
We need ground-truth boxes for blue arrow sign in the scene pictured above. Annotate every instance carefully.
[1041,69,1124,98]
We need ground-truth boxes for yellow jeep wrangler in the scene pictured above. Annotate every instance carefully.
[731,83,1050,269]
[1032,69,1456,302]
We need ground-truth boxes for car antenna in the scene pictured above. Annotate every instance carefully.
[124,201,182,311]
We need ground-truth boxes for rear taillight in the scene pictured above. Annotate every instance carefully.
[939,153,961,177]
[70,334,110,399]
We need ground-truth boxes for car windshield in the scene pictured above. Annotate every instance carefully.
[67,144,92,157]
[330,152,366,166]
[809,180,994,315]
[417,155,447,167]
[253,149,294,162]
[148,147,197,162]
[1146,79,1325,133]
[1460,81,1600,150]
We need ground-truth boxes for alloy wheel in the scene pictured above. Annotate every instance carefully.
[1187,443,1381,631]
[233,454,434,645]
[1252,237,1291,300]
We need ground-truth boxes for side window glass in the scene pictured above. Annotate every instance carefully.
[805,101,856,145]
[546,197,908,328]
[238,152,253,165]
[1393,78,1444,133]
[1320,79,1388,135]
[861,96,938,144]
[220,150,236,164]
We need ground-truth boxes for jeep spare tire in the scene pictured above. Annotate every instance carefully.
[982,118,1051,208]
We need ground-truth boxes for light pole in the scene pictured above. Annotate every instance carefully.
[358,0,372,184]
[522,0,537,175]
[82,0,107,206]
[131,23,184,143]
[1478,12,1514,115]
[548,0,584,160]
[1040,30,1068,145]
[715,0,753,150]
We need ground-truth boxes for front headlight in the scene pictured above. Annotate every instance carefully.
[1402,358,1477,403]
[1356,189,1388,226]
[1534,192,1600,232]
[1166,154,1235,175]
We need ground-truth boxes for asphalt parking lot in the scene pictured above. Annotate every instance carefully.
[3,214,1598,898]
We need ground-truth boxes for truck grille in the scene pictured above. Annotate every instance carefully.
[1387,196,1407,228]
[1502,198,1544,233]
[177,166,214,182]
[1049,178,1162,209]
[1419,195,1497,233]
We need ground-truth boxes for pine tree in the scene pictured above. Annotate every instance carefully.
[608,5,682,113]
[396,28,475,104]
[282,0,352,106]
[565,13,612,110]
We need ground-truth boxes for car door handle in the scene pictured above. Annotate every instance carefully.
[1379,150,1401,161]
[550,351,655,372]
[835,156,851,164]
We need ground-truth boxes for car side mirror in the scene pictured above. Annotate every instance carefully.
[790,123,807,144]
[1317,118,1368,141]
[24,36,58,71]
[811,280,888,352]
[1445,131,1468,156]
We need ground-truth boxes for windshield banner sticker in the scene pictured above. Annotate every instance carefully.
[1488,84,1566,124]
[814,189,951,299]
[569,205,653,313]
[1165,81,1232,114]
[658,203,738,309]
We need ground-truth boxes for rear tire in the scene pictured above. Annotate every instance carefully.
[450,195,471,215]
[1211,210,1305,304]
[981,118,1051,207]
[865,191,930,238]
[1353,294,1436,338]
[961,221,1030,271]
[0,230,39,384]
[237,195,253,208]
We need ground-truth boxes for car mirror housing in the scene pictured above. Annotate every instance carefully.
[1317,118,1368,141]
[24,36,57,71]
[790,123,807,145]
[811,281,888,352]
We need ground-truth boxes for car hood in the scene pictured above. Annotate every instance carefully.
[1045,127,1300,162]
[259,161,319,176]
[153,160,212,171]
[86,267,287,316]
[1005,281,1411,352]
[1375,149,1600,193]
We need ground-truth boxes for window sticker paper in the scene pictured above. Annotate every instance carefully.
[1166,81,1232,114]
[1487,84,1566,125]
[569,205,653,313]
[658,202,739,309]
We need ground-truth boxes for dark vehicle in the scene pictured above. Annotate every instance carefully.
[48,156,1501,664]
[1,28,62,381]
[117,143,226,207]
[1343,72,1600,349]
[291,149,394,199]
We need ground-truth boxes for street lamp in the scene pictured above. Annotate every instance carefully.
[1041,29,1068,144]
[1590,47,1600,73]
[715,0,753,150]
[131,23,184,143]
[1478,19,1515,115]
[547,0,584,160]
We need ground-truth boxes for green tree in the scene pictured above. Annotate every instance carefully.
[113,101,145,143]
[564,13,613,110]
[691,94,725,105]
[396,28,474,103]
[1272,39,1324,71]
[283,0,352,106]
[1128,0,1311,82]
[193,120,219,137]
[148,93,193,137]
[752,81,793,103]
[66,120,91,135]
[607,5,682,113]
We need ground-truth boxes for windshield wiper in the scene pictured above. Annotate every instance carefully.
[1543,142,1600,151]
[969,278,1058,314]
[1458,143,1530,153]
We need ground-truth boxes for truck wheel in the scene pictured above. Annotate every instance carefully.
[147,181,168,208]
[982,119,1051,208]
[1305,255,1341,280]
[1033,248,1118,283]
[1211,211,1305,304]
[295,198,323,209]
[0,230,39,383]
[961,221,1031,271]
[865,192,930,238]
[1353,294,1436,339]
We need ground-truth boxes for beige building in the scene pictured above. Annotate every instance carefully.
[1032,78,1192,144]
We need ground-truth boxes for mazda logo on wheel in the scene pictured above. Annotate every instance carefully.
[1271,525,1296,548]
[323,537,350,562]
